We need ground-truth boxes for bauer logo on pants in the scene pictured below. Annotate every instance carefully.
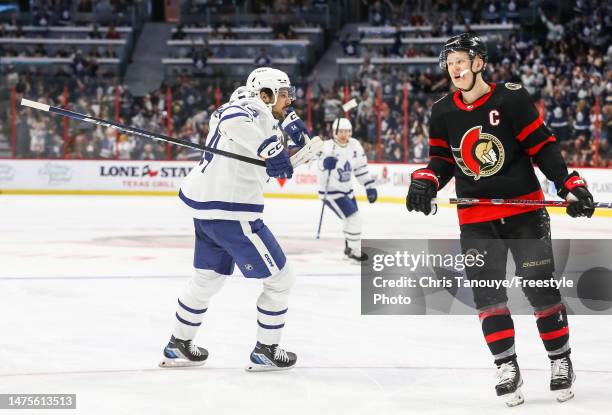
[452,126,505,180]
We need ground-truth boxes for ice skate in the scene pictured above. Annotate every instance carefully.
[246,342,297,372]
[495,359,524,407]
[550,355,575,403]
[344,241,368,262]
[159,335,208,368]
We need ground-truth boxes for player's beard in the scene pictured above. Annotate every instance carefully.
[272,102,289,120]
[271,108,285,120]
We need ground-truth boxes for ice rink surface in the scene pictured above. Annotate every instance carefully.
[1,195,611,415]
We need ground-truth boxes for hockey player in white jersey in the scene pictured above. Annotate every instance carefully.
[317,118,377,261]
[159,67,311,371]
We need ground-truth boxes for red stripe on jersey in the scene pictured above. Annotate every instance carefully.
[430,155,455,164]
[526,136,556,156]
[517,115,544,142]
[479,306,511,321]
[539,327,569,341]
[485,329,515,344]
[429,138,449,148]
[453,83,497,112]
[535,303,565,319]
[457,189,545,225]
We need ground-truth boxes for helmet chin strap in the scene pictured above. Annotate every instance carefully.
[459,58,484,93]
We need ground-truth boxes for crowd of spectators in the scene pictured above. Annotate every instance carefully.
[7,60,609,167]
[2,0,610,167]
[0,1,132,78]
[6,72,229,161]
[169,16,320,64]
[364,0,525,27]
[7,0,135,26]
[332,0,611,165]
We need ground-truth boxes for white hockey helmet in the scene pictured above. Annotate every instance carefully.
[246,67,296,107]
[229,85,254,103]
[332,118,352,137]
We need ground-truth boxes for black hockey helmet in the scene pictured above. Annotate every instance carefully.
[439,33,488,70]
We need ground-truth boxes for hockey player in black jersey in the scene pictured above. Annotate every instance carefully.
[406,33,595,406]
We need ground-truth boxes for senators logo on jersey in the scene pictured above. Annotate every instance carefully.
[451,126,505,180]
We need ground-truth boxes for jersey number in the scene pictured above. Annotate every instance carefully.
[199,131,222,173]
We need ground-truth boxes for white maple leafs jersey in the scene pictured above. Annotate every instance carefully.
[316,137,375,199]
[179,97,281,221]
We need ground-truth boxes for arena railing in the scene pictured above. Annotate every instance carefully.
[357,23,516,36]
[359,35,493,46]
[0,37,127,57]
[1,25,133,37]
[178,4,335,30]
[336,57,439,78]
[171,26,322,41]
[0,57,121,74]
[162,57,300,78]
[167,38,313,68]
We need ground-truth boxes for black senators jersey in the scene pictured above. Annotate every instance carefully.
[427,82,560,225]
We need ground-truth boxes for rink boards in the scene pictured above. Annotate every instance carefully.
[0,159,611,216]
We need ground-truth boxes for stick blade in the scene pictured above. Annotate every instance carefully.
[342,98,358,112]
[20,98,50,112]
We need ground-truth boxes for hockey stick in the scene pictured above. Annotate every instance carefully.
[316,98,358,239]
[20,98,266,167]
[433,197,612,208]
[316,143,335,240]
[20,98,321,169]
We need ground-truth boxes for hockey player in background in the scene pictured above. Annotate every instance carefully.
[317,118,377,261]
[406,33,594,406]
[159,67,311,371]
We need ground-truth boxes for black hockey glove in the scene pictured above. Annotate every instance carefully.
[406,168,439,215]
[557,171,594,218]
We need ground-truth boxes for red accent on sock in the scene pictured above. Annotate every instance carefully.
[540,326,569,341]
[535,303,565,319]
[479,306,511,321]
[485,329,515,344]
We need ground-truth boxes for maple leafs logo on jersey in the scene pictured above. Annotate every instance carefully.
[451,126,505,180]
[336,161,352,182]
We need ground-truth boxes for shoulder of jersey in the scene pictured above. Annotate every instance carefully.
[230,97,272,120]
[348,137,363,148]
[323,139,335,149]
[502,82,523,92]
[497,82,525,98]
[431,92,454,114]
[496,82,529,106]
